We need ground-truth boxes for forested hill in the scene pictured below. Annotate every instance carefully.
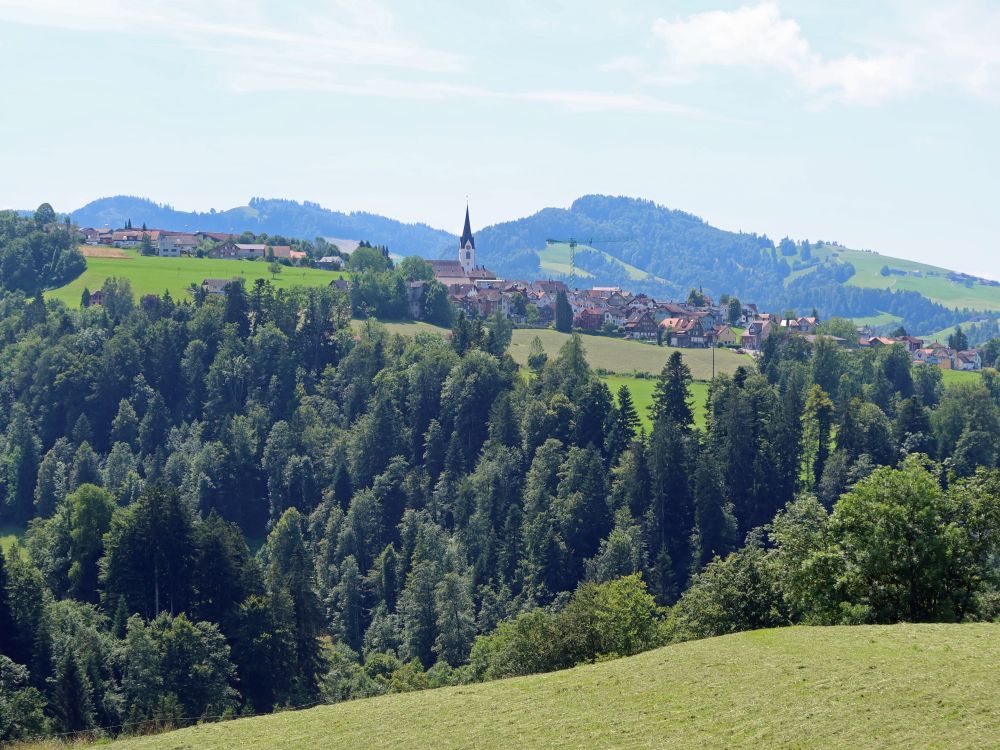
[476,195,782,299]
[70,197,457,259]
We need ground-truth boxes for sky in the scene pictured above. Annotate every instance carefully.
[1,1,998,275]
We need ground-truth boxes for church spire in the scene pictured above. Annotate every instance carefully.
[460,204,475,250]
[459,203,476,275]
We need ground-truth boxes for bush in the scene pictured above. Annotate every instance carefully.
[469,575,665,680]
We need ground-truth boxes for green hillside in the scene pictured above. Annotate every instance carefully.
[46,248,345,306]
[93,624,1000,750]
[538,242,656,281]
[805,244,1000,312]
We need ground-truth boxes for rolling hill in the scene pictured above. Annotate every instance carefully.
[88,624,1000,750]
[69,196,457,259]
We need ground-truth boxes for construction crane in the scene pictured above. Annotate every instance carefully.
[544,237,630,283]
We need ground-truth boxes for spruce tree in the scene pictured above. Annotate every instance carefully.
[49,652,95,733]
[690,453,737,571]
[651,352,693,426]
[0,550,17,659]
[554,290,573,333]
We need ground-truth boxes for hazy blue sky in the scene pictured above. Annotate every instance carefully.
[1,1,998,274]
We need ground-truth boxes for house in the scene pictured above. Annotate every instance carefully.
[575,307,605,331]
[712,325,737,347]
[957,350,983,371]
[208,241,244,259]
[158,233,198,257]
[913,346,954,369]
[202,278,239,295]
[624,310,658,341]
[329,279,350,293]
[79,227,106,245]
[111,229,144,248]
[531,279,568,296]
[659,317,707,348]
[604,306,628,329]
[741,319,773,351]
[269,246,306,263]
[316,255,343,270]
[781,316,819,333]
[87,290,103,306]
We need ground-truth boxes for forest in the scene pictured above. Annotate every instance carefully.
[4,209,1000,743]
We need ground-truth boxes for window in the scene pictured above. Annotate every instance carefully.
[466,251,470,260]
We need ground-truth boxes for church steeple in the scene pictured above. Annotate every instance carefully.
[459,203,476,275]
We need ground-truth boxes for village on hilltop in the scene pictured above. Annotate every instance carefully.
[78,207,985,371]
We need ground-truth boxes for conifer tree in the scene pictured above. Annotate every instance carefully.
[651,352,693,427]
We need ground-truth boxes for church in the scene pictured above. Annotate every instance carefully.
[429,206,498,287]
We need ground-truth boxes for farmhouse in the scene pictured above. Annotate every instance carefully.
[712,325,737,347]
[624,310,658,340]
[659,317,707,348]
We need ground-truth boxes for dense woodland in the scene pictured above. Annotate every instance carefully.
[4,210,1000,742]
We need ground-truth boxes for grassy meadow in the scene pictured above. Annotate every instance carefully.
[509,329,749,379]
[87,623,1000,750]
[46,248,345,306]
[940,368,983,385]
[602,374,710,431]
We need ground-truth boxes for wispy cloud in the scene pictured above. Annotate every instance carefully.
[0,0,706,116]
[610,1,1000,107]
[0,0,462,71]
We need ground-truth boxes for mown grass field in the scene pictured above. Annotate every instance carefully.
[805,244,1000,312]
[940,368,983,385]
[509,329,749,379]
[46,248,345,306]
[602,374,709,431]
[88,624,1000,750]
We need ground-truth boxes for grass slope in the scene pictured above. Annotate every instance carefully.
[805,244,1000,312]
[96,624,1000,750]
[509,329,749,379]
[537,243,658,282]
[46,248,344,306]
